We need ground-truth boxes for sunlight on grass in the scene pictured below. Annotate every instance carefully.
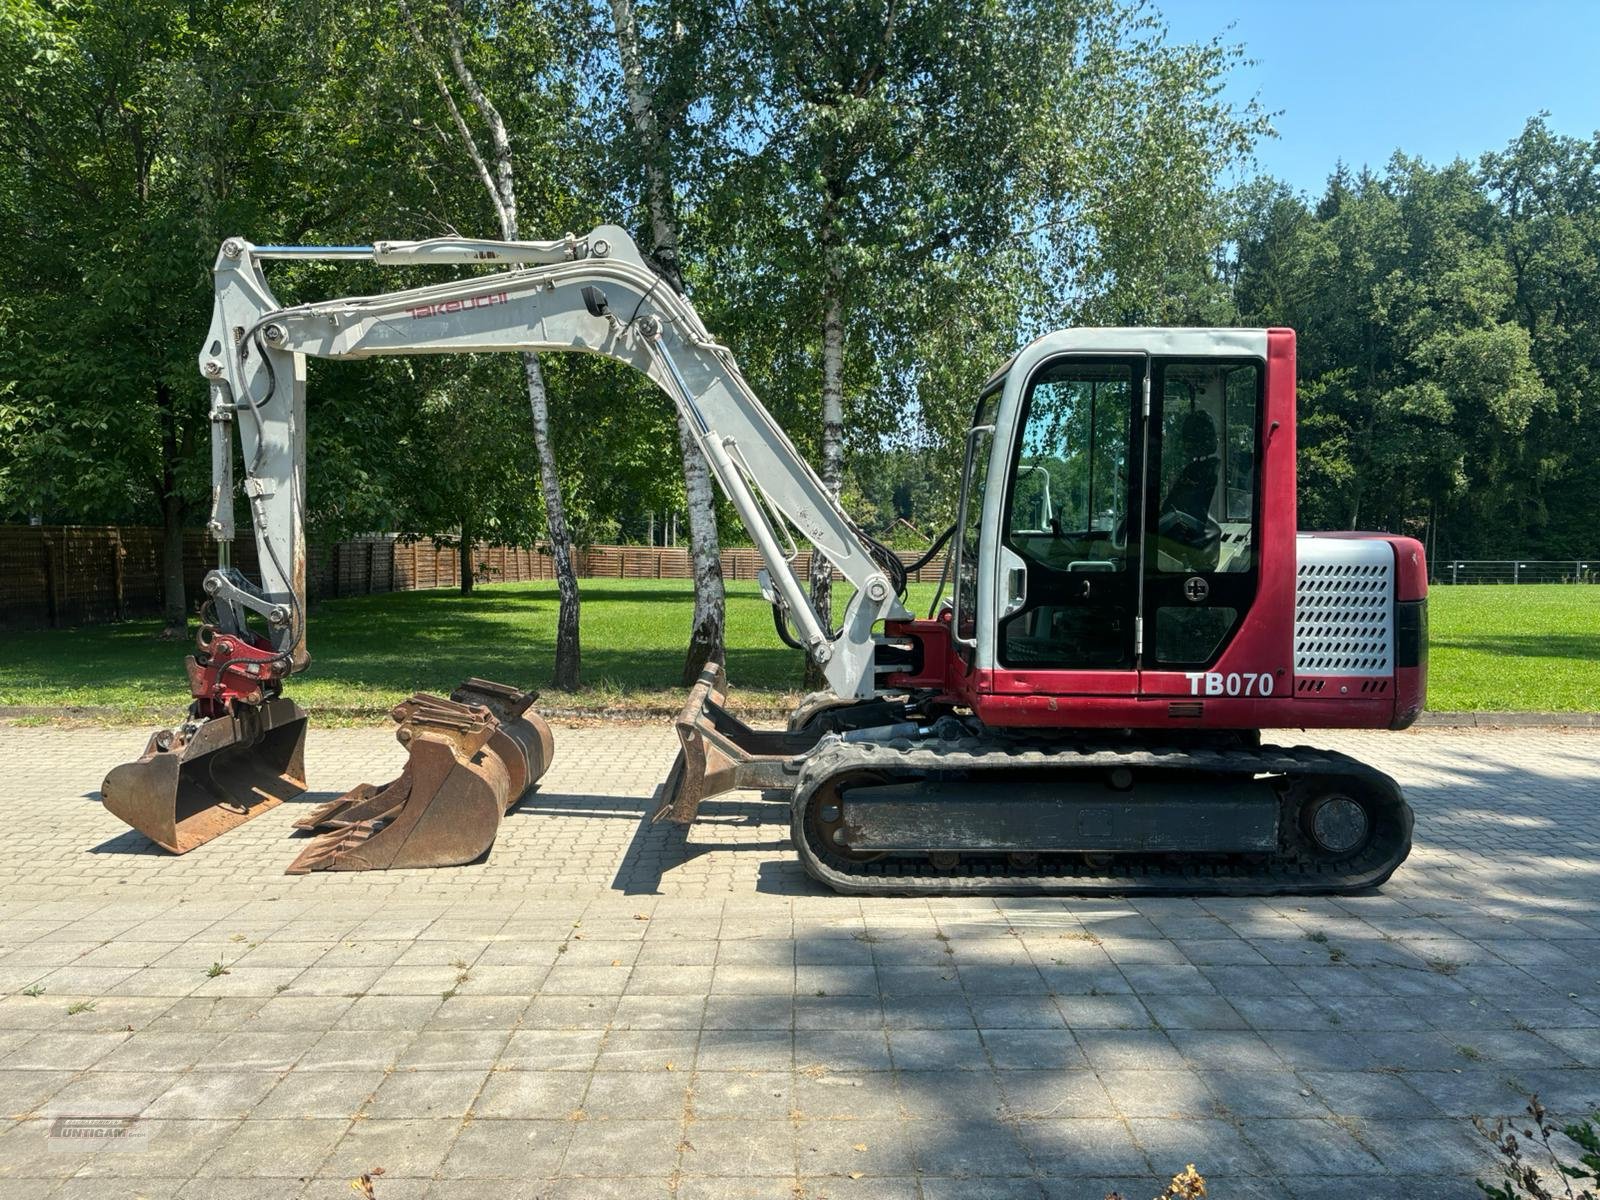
[1424,585,1600,711]
[0,579,1591,721]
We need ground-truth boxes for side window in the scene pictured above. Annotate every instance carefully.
[1152,362,1259,575]
[954,396,998,644]
[1006,362,1133,571]
[997,359,1139,671]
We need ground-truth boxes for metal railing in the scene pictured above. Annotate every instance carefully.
[1435,559,1597,584]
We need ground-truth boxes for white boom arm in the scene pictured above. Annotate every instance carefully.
[197,225,910,699]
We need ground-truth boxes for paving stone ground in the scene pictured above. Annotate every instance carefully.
[0,719,1596,1199]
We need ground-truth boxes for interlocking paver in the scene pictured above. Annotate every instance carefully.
[319,1116,461,1179]
[366,1068,488,1118]
[191,1115,348,1177]
[251,1069,383,1119]
[0,721,1595,1194]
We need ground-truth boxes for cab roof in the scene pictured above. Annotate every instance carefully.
[983,327,1273,391]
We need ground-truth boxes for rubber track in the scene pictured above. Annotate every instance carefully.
[791,737,1413,897]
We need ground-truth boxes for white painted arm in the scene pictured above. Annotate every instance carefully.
[199,226,909,697]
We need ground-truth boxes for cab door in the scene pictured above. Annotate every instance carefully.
[1139,358,1263,684]
[989,354,1148,692]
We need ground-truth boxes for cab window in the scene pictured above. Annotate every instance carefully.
[1006,361,1133,571]
[1152,361,1259,575]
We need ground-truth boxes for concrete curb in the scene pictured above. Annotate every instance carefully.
[1415,710,1600,729]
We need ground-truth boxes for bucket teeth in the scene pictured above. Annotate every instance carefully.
[101,697,308,854]
[285,680,553,874]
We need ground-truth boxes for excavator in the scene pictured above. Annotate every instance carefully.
[102,223,1427,893]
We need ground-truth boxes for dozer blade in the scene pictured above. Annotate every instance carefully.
[654,664,817,825]
[285,681,553,874]
[100,697,308,854]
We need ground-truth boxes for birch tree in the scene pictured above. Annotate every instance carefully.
[399,0,583,688]
[607,0,726,685]
[719,1,1266,687]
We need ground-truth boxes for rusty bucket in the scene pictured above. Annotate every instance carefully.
[285,680,553,874]
[101,697,309,854]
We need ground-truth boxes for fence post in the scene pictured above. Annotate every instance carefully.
[1513,561,1520,584]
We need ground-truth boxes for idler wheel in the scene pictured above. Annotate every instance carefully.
[806,776,885,863]
[1304,793,1370,855]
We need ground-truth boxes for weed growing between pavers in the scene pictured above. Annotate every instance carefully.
[1106,1163,1209,1199]
[1475,1095,1600,1199]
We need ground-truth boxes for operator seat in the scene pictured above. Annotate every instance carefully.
[1156,409,1222,571]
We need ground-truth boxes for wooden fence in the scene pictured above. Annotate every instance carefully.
[0,525,949,629]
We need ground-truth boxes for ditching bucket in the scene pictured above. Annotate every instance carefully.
[285,680,553,874]
[654,664,818,825]
[101,697,309,854]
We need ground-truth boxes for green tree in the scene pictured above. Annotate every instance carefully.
[393,0,589,685]
[713,0,1264,685]
[603,0,729,684]
[1233,155,1552,557]
[1479,116,1600,556]
[0,0,322,634]
[385,357,544,594]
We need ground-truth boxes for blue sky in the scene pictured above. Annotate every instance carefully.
[1160,0,1600,197]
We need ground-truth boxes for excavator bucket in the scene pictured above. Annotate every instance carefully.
[655,664,815,825]
[285,680,553,873]
[101,697,309,854]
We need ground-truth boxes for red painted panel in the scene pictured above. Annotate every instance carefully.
[988,669,1138,696]
[1388,537,1428,601]
[985,672,1139,700]
[965,691,1398,730]
[883,618,952,691]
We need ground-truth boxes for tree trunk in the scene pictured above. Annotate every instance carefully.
[159,492,187,639]
[458,530,474,596]
[417,3,583,689]
[608,0,725,685]
[155,381,187,639]
[522,351,581,689]
[677,413,725,682]
[805,279,847,690]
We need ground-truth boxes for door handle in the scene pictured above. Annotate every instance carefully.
[999,546,1027,617]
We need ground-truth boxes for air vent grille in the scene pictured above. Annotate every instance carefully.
[1294,541,1395,678]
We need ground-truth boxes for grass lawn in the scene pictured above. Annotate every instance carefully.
[1424,584,1599,711]
[0,580,942,724]
[0,579,1593,723]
